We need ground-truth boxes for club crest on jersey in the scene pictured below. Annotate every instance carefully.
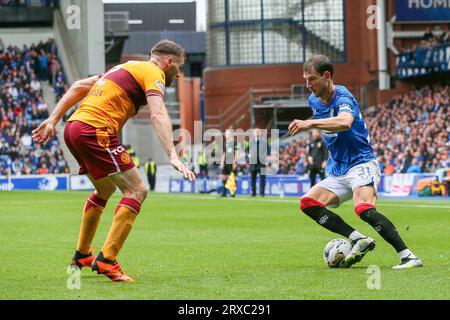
[120,152,131,164]
[155,80,165,94]
[96,129,110,148]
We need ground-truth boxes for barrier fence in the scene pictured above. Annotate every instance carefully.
[169,173,441,197]
[0,173,446,197]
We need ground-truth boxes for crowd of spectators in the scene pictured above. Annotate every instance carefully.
[402,25,450,54]
[277,84,449,176]
[0,38,70,176]
[367,84,449,175]
[398,25,450,77]
[422,25,450,47]
[277,138,309,175]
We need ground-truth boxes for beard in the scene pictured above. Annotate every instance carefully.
[164,67,178,87]
[314,84,328,98]
[165,76,172,87]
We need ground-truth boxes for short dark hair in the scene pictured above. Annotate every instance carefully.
[150,39,185,60]
[303,55,334,77]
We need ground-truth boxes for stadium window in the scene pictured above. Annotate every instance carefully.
[228,0,261,21]
[229,24,262,65]
[263,22,304,64]
[208,28,227,66]
[209,0,226,23]
[207,0,345,66]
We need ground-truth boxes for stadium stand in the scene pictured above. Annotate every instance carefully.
[367,84,449,175]
[397,25,450,79]
[0,38,70,175]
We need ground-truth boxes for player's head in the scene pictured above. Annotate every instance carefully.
[302,55,334,98]
[150,39,186,87]
[225,128,234,140]
[311,129,320,140]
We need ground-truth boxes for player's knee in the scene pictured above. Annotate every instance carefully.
[95,186,116,200]
[137,184,149,202]
[124,184,148,203]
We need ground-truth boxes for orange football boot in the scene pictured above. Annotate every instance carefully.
[70,250,95,269]
[91,252,134,282]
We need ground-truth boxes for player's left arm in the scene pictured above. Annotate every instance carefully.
[32,75,99,143]
[289,112,354,135]
[289,97,356,135]
[310,112,354,132]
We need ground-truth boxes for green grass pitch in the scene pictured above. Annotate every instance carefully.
[1,191,449,300]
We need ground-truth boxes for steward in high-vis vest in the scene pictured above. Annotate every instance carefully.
[198,151,208,177]
[145,158,157,191]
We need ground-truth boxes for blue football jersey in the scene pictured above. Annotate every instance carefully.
[309,85,376,176]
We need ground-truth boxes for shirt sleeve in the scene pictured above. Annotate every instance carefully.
[138,64,166,98]
[336,96,357,118]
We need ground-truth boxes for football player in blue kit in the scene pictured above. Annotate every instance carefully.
[289,55,422,269]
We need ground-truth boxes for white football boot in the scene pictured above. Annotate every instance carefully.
[342,237,376,268]
[392,255,423,270]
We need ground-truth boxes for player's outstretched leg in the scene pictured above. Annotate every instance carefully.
[355,203,423,269]
[71,176,116,270]
[77,192,108,253]
[71,192,109,269]
[300,196,376,268]
[300,197,356,237]
[92,198,141,282]
[92,168,148,282]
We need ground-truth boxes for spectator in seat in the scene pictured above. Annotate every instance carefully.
[37,163,49,175]
[422,26,434,42]
[30,76,41,93]
[38,49,49,81]
[406,159,422,173]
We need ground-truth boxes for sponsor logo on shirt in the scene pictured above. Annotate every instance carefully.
[338,103,353,112]
[155,80,165,94]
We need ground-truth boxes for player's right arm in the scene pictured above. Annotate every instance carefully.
[147,95,195,181]
[32,75,98,143]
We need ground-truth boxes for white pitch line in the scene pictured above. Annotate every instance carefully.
[149,194,450,209]
[3,193,449,209]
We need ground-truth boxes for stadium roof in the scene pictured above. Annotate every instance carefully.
[122,31,206,55]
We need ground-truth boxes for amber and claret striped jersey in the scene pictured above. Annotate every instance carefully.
[68,60,166,134]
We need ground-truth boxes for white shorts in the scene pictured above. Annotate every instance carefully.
[315,160,381,207]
